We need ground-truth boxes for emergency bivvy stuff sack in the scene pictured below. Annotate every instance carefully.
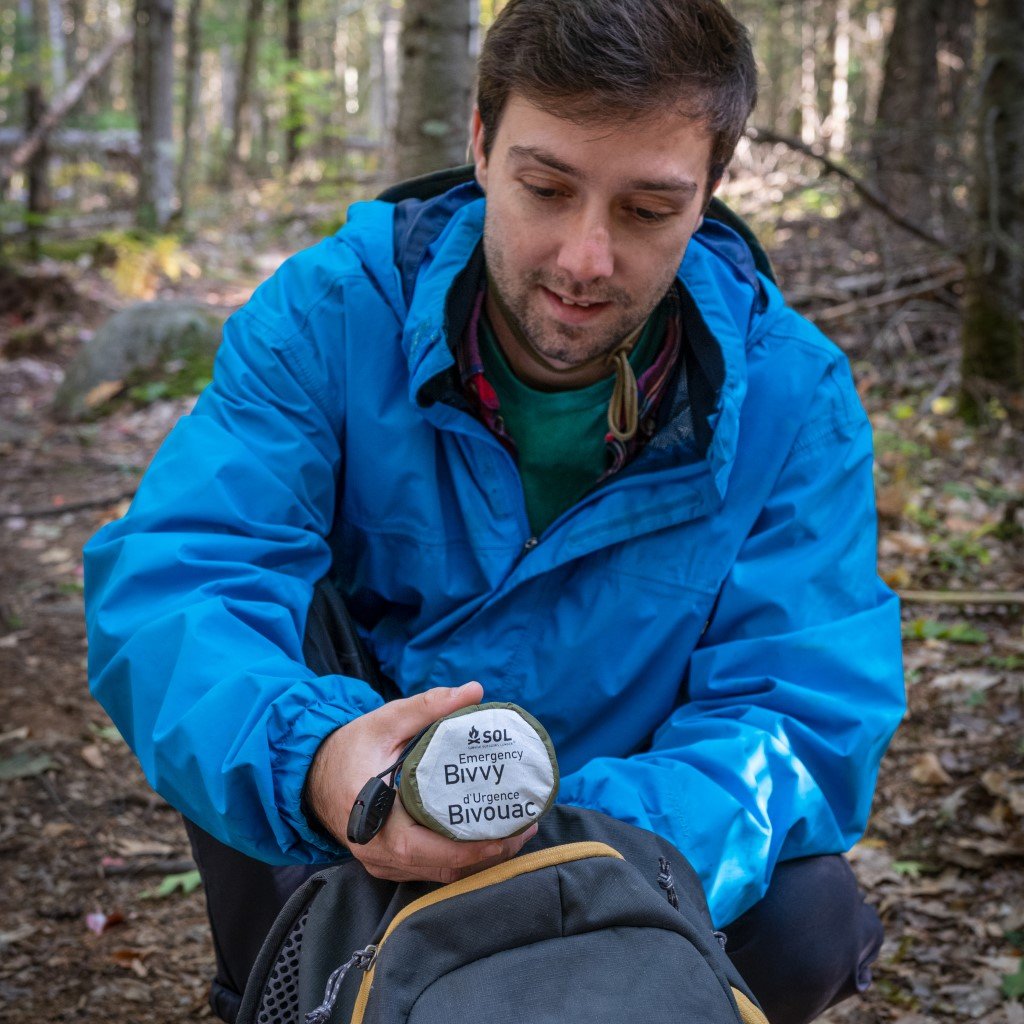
[235,805,768,1024]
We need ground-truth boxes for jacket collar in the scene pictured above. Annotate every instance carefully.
[395,187,770,503]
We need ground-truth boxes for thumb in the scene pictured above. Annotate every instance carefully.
[384,681,484,737]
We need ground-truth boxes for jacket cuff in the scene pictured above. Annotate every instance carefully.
[270,682,385,858]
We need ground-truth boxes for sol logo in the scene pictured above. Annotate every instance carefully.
[468,726,513,745]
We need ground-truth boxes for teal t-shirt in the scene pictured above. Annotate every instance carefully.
[479,307,664,536]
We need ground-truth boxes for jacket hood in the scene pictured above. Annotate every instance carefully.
[343,182,788,502]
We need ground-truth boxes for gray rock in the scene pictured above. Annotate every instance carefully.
[51,301,223,422]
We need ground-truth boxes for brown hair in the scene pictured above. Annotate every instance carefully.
[476,0,757,182]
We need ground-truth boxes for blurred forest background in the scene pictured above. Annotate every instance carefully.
[0,2,1022,1023]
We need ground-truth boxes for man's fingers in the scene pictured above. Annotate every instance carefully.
[376,681,484,737]
[359,826,537,884]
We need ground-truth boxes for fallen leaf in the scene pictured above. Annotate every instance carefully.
[141,869,202,900]
[883,566,912,590]
[910,752,953,786]
[115,838,175,858]
[930,670,1002,692]
[0,630,31,649]
[85,909,125,935]
[0,751,57,781]
[111,947,154,978]
[41,822,75,839]
[0,924,36,949]
[39,547,74,565]
[881,531,931,558]
[981,770,1024,816]
[80,744,106,771]
[0,726,30,744]
[84,380,125,409]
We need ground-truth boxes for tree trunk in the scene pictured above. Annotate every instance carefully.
[827,0,851,154]
[392,0,475,179]
[799,0,820,145]
[47,0,67,93]
[960,0,1024,419]
[229,0,265,172]
[285,0,302,169]
[874,0,938,219]
[0,30,133,196]
[133,0,175,230]
[177,0,202,220]
[14,0,49,251]
[936,0,977,128]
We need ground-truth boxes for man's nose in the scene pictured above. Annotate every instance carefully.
[556,213,614,283]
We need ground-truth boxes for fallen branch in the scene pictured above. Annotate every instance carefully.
[900,590,1024,605]
[813,268,964,324]
[0,489,136,520]
[744,126,960,256]
[0,30,133,195]
[102,858,197,877]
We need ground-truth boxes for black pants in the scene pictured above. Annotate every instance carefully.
[185,818,883,1024]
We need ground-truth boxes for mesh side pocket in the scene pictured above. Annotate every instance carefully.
[257,907,311,1024]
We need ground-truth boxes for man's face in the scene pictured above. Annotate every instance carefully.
[471,95,716,368]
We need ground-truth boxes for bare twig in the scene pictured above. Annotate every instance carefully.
[813,268,964,324]
[102,858,197,877]
[0,31,133,195]
[1,489,136,520]
[900,590,1024,605]
[745,126,961,256]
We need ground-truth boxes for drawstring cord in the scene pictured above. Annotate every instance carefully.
[305,944,377,1024]
[486,273,641,442]
[657,857,680,911]
[606,344,639,441]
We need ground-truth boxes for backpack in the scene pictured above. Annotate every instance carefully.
[235,805,768,1024]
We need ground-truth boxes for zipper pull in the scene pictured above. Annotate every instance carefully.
[305,944,377,1024]
[522,536,539,553]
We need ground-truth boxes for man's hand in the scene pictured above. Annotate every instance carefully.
[307,682,537,883]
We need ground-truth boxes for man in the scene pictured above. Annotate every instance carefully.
[84,1,905,1022]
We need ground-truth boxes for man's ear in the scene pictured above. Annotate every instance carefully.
[696,174,723,228]
[470,108,488,192]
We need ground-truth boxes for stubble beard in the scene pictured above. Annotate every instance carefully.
[484,228,672,368]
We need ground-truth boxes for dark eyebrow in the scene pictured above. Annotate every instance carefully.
[506,144,698,199]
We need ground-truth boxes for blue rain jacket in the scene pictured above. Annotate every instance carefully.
[84,183,904,926]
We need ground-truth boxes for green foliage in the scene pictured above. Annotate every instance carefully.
[929,533,992,574]
[1003,960,1024,1000]
[901,620,988,644]
[986,654,1024,671]
[121,348,215,408]
[892,860,939,877]
[874,431,932,461]
[141,869,203,899]
[96,232,199,299]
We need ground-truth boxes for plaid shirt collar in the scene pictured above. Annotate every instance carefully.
[458,281,683,480]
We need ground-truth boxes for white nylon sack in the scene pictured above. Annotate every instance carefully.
[398,703,559,841]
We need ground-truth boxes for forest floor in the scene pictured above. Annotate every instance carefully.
[0,178,1022,1024]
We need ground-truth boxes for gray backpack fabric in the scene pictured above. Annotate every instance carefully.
[236,805,767,1024]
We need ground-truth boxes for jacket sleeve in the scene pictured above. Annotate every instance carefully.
[83,242,386,865]
[558,357,905,926]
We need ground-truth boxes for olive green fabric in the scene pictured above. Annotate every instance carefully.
[398,702,559,841]
[479,306,664,536]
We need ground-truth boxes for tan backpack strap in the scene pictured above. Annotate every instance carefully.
[350,843,623,1023]
[732,987,770,1024]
